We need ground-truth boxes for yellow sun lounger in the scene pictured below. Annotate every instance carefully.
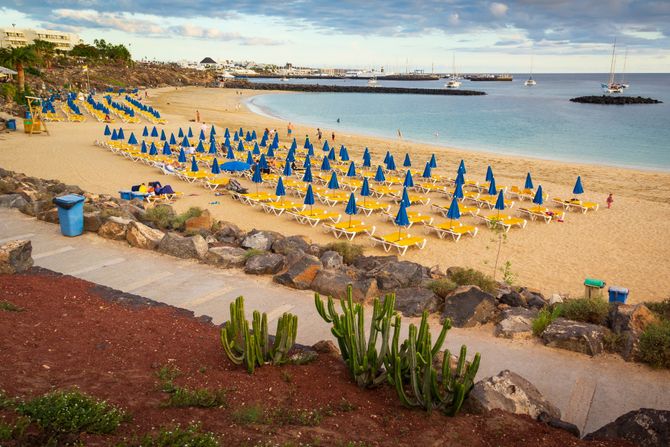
[552,199,599,214]
[390,192,430,205]
[146,191,183,204]
[290,208,342,226]
[477,196,515,209]
[384,211,433,228]
[318,192,350,206]
[358,200,391,216]
[518,206,565,223]
[476,213,527,232]
[426,222,479,241]
[205,178,230,191]
[370,232,427,256]
[509,186,534,200]
[323,221,376,240]
[232,191,275,205]
[341,179,363,191]
[261,200,304,216]
[431,203,480,217]
[417,182,446,194]
[371,185,397,198]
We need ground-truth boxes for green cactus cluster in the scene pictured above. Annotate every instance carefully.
[315,285,481,416]
[221,296,298,374]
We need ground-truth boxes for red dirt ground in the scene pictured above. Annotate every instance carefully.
[0,270,633,446]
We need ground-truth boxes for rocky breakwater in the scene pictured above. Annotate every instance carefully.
[224,80,486,96]
[570,95,662,105]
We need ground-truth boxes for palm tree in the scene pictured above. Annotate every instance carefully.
[1,46,38,93]
[30,39,56,69]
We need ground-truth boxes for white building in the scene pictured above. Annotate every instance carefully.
[0,27,82,51]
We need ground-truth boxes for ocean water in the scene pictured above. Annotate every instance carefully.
[245,74,670,170]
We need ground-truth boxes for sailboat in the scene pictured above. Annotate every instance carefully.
[367,76,379,87]
[445,54,461,89]
[524,55,536,86]
[602,40,624,94]
[620,47,629,89]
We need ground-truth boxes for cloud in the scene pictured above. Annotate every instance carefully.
[448,13,460,26]
[489,2,508,18]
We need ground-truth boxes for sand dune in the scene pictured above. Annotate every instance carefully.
[0,85,668,302]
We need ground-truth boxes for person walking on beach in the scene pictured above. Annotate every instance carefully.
[287,122,293,136]
[196,110,200,123]
[331,131,335,142]
[317,128,322,141]
[607,193,614,209]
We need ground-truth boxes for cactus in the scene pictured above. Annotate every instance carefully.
[314,285,395,388]
[221,296,298,373]
[387,311,481,416]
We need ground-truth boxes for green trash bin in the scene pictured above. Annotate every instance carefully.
[584,278,605,299]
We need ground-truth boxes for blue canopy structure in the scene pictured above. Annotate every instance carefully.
[222,161,250,172]
[104,124,111,136]
[429,154,437,168]
[117,128,125,140]
[384,150,391,164]
[178,128,184,138]
[360,177,371,204]
[290,138,297,151]
[142,126,149,137]
[386,155,396,171]
[345,192,357,225]
[303,154,311,168]
[524,172,534,190]
[160,129,166,141]
[140,141,147,154]
[211,158,221,175]
[395,202,410,234]
[282,161,292,177]
[340,146,350,162]
[453,181,464,199]
[251,130,257,140]
[458,159,466,174]
[304,136,311,149]
[323,140,330,152]
[485,166,494,183]
[271,133,279,149]
[253,142,260,155]
[573,176,584,195]
[275,177,286,198]
[162,142,172,156]
[304,184,315,210]
[495,190,506,212]
[266,145,275,158]
[190,156,199,172]
[307,144,315,157]
[238,127,243,136]
[149,143,158,156]
[110,129,118,140]
[302,164,313,183]
[245,131,252,142]
[328,147,336,161]
[446,196,461,222]
[226,145,235,160]
[251,164,263,192]
[208,140,217,154]
[181,136,190,148]
[233,131,239,141]
[258,154,269,171]
[327,171,340,190]
[286,149,296,163]
[533,185,544,206]
[487,177,497,196]
[403,153,411,167]
[224,128,230,138]
[346,161,356,177]
[237,140,245,152]
[210,125,216,136]
[245,151,254,165]
[260,134,267,147]
[169,133,177,145]
[422,162,432,179]
[128,132,138,145]
[403,170,414,188]
[195,140,205,153]
[187,128,193,138]
[400,187,411,208]
[178,148,187,163]
[362,151,371,168]
[374,165,386,183]
[455,170,465,186]
[320,156,332,172]
[199,129,205,140]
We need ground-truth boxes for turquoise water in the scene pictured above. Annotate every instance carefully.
[245,74,670,170]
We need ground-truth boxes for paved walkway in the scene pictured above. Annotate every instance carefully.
[1,208,669,435]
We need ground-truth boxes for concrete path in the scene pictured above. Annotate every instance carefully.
[1,208,669,435]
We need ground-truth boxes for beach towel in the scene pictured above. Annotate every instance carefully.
[158,185,174,195]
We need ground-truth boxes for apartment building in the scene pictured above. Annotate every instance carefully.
[0,28,82,51]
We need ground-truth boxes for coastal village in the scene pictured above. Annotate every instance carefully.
[1,15,669,447]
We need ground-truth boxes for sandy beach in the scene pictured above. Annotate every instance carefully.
[1,85,669,302]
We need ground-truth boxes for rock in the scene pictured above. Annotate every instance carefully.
[311,268,379,302]
[126,221,164,250]
[97,216,132,241]
[320,250,343,269]
[371,260,425,291]
[0,240,33,274]
[585,408,670,447]
[541,318,607,356]
[0,193,28,209]
[205,246,247,268]
[571,95,663,105]
[241,229,284,251]
[538,412,581,438]
[468,370,561,420]
[36,207,60,224]
[288,348,318,365]
[494,308,539,339]
[244,252,286,275]
[441,286,498,327]
[213,221,243,244]
[608,303,658,361]
[158,232,209,259]
[393,287,440,317]
[549,294,564,306]
[83,212,103,232]
[20,199,51,217]
[353,255,397,271]
[499,291,527,308]
[185,209,212,232]
[312,340,339,355]
[273,254,322,289]
[272,235,310,255]
[520,288,547,309]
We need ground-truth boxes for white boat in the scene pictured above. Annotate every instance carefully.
[367,77,379,87]
[444,54,461,89]
[602,40,624,93]
[620,47,630,89]
[524,55,536,86]
[280,77,289,82]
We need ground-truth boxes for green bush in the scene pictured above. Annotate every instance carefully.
[231,404,264,425]
[143,205,176,230]
[0,300,23,312]
[559,297,609,325]
[324,241,363,264]
[532,307,561,337]
[646,299,670,322]
[448,268,497,294]
[637,321,670,369]
[17,389,126,437]
[164,387,227,408]
[25,66,41,77]
[170,207,203,231]
[132,424,219,447]
[427,278,457,298]
[0,83,16,100]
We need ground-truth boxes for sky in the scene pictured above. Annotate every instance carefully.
[1,1,669,73]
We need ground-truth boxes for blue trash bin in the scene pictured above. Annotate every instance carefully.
[53,194,85,237]
[119,190,132,200]
[608,286,629,304]
[6,119,16,131]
